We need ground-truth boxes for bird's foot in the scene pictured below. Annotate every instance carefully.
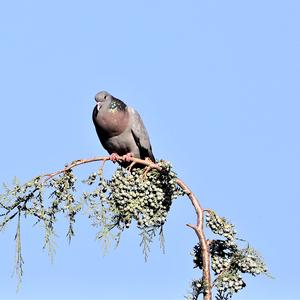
[141,166,151,180]
[122,152,134,162]
[126,161,137,172]
[109,153,119,162]
[145,157,153,163]
[140,157,153,179]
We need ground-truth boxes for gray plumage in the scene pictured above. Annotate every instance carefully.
[92,91,155,162]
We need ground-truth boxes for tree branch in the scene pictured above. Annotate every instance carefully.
[176,178,212,300]
[40,155,212,300]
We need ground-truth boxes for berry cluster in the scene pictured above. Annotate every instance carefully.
[192,243,203,270]
[215,272,246,294]
[187,278,204,300]
[211,254,231,275]
[206,211,236,241]
[108,161,184,229]
[189,210,268,299]
[49,169,77,205]
[235,247,268,275]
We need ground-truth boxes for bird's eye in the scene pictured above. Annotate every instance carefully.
[104,95,107,99]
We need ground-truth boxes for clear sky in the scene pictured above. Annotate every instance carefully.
[0,1,299,299]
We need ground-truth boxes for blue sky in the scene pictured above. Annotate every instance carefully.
[0,1,299,299]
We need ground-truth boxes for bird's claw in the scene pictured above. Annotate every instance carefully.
[122,152,134,162]
[126,161,137,172]
[109,153,119,162]
[141,166,151,180]
[140,157,154,179]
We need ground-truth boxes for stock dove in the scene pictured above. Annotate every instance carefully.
[92,91,155,164]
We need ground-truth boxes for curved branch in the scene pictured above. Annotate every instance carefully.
[41,155,161,182]
[176,179,212,300]
[40,155,212,300]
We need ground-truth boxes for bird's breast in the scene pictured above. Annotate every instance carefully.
[94,110,130,137]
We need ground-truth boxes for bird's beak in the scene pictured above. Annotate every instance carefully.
[96,102,102,111]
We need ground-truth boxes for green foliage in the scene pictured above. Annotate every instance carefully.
[185,278,204,300]
[0,159,268,299]
[82,161,184,259]
[188,210,268,300]
[0,160,183,288]
[13,210,23,292]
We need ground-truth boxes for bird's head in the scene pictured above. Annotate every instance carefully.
[95,91,111,111]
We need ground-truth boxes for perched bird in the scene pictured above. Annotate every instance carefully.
[92,91,155,165]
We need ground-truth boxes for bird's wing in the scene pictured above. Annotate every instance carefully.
[129,107,155,162]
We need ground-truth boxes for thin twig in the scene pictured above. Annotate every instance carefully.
[0,211,19,230]
[41,155,162,183]
[99,158,108,174]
